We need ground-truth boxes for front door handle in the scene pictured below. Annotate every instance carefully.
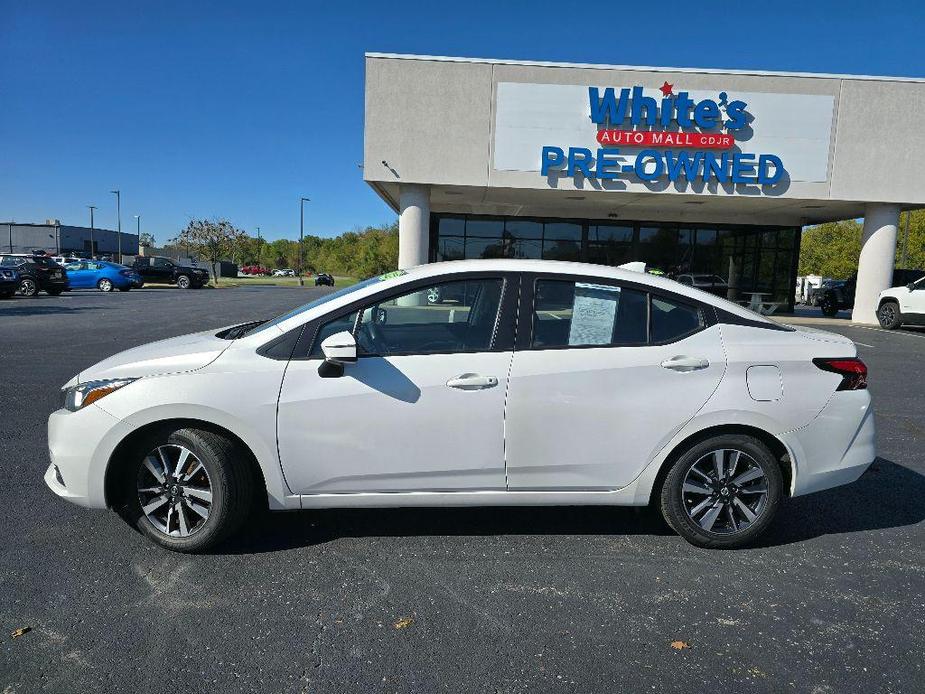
[446,373,499,390]
[660,355,710,372]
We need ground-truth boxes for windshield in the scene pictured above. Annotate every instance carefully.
[246,272,404,335]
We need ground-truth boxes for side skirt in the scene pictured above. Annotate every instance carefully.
[296,487,645,510]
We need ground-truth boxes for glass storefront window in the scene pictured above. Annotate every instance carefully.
[505,220,543,239]
[431,214,800,311]
[466,219,504,238]
[543,222,582,241]
[438,216,466,236]
[542,239,581,261]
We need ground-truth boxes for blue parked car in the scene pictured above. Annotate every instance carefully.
[63,261,143,292]
[0,266,19,299]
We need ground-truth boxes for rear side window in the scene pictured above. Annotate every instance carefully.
[532,280,648,348]
[650,296,703,343]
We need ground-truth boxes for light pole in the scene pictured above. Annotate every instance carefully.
[299,197,309,286]
[111,190,122,262]
[134,215,141,255]
[87,205,97,258]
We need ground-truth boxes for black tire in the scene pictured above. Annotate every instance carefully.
[820,299,838,317]
[121,427,255,553]
[176,274,191,289]
[19,278,39,297]
[660,434,782,549]
[97,278,114,292]
[877,300,902,330]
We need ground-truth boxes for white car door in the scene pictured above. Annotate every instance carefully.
[901,277,925,316]
[277,275,515,494]
[505,275,726,490]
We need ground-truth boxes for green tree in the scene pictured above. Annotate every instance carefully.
[798,220,862,277]
[174,218,246,285]
[799,210,925,279]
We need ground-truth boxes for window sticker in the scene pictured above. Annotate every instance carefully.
[568,283,621,345]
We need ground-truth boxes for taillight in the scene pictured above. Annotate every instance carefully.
[813,357,868,391]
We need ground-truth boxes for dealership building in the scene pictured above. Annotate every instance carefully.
[2,221,138,258]
[363,53,925,321]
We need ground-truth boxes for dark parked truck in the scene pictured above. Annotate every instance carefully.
[132,256,209,289]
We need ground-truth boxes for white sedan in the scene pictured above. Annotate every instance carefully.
[46,259,875,552]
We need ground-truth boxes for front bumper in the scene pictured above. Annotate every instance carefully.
[46,404,135,508]
[782,390,876,497]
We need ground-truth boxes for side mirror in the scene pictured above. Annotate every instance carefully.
[907,282,917,291]
[320,330,357,364]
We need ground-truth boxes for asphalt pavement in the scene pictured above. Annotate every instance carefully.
[1,287,923,693]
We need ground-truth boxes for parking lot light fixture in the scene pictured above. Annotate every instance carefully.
[299,197,310,287]
[87,205,97,258]
[111,190,121,263]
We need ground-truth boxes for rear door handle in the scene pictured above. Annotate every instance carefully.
[660,355,710,372]
[446,373,499,390]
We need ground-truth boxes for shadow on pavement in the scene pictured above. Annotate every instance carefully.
[222,458,923,554]
[0,304,107,316]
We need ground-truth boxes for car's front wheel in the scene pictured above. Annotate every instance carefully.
[98,278,114,292]
[819,298,839,316]
[122,427,254,552]
[660,434,782,549]
[18,278,38,297]
[877,301,902,329]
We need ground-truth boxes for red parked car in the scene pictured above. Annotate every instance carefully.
[240,265,270,276]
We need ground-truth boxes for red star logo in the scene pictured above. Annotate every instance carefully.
[659,81,674,97]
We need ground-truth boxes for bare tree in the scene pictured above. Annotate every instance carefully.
[175,218,246,285]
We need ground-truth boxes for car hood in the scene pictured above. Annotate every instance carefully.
[73,327,234,384]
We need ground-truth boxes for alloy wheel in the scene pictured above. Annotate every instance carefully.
[137,444,213,538]
[681,448,769,535]
[19,278,37,296]
[878,304,896,327]
[177,276,190,289]
[99,278,113,292]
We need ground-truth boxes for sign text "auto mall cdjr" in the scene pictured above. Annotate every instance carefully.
[540,84,786,185]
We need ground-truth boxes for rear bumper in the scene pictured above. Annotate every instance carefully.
[782,390,876,497]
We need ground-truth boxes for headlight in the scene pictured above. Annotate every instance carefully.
[63,378,137,412]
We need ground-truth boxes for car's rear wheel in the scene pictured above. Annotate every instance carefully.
[19,278,38,297]
[877,301,902,329]
[660,435,782,549]
[98,278,114,292]
[176,275,191,289]
[819,298,839,316]
[123,427,254,553]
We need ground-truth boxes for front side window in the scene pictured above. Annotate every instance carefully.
[532,280,648,348]
[152,258,172,268]
[349,278,504,356]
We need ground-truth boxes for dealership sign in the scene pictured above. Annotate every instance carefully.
[539,84,785,185]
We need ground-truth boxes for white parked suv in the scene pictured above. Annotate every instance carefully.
[272,268,296,277]
[46,259,875,552]
[877,276,925,329]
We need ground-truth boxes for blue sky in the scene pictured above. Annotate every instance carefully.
[2,0,923,242]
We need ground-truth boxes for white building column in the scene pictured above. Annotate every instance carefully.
[852,203,900,324]
[398,184,430,270]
